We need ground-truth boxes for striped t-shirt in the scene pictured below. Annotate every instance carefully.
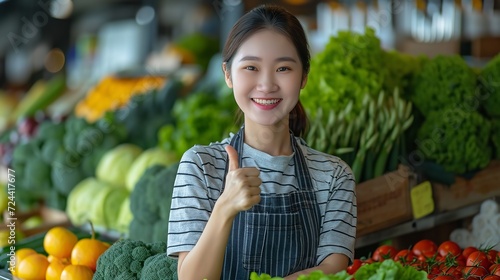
[167,134,357,264]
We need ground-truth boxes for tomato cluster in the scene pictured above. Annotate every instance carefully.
[348,240,500,279]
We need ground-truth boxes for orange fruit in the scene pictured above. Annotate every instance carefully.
[10,248,37,276]
[46,258,68,280]
[60,264,94,280]
[47,254,70,264]
[44,227,78,259]
[17,253,49,280]
[70,238,108,271]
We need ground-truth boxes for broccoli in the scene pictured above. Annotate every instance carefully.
[417,107,492,174]
[129,163,179,243]
[140,252,178,280]
[94,239,167,279]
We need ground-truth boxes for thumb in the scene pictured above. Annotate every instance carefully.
[225,145,239,171]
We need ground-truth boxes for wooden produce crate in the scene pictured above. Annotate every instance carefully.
[356,165,416,237]
[432,160,500,212]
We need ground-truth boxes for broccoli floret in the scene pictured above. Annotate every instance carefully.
[132,246,151,262]
[140,252,178,280]
[95,239,167,278]
[129,163,179,243]
[148,241,167,255]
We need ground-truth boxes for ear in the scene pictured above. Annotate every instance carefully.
[222,62,233,88]
[300,74,308,89]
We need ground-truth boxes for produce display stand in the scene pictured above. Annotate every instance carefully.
[355,201,482,248]
[354,160,500,249]
[355,165,416,237]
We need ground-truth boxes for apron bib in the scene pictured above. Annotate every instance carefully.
[221,127,321,279]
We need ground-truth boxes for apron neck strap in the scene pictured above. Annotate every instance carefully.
[224,126,313,191]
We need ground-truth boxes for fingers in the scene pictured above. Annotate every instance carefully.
[225,145,239,171]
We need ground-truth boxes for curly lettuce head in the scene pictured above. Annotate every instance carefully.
[416,107,492,174]
[411,55,477,116]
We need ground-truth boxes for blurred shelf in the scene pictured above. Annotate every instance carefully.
[355,201,482,248]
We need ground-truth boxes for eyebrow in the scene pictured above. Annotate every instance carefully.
[238,56,298,63]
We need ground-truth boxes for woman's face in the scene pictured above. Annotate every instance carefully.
[224,29,307,129]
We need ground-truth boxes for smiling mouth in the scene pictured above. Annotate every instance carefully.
[252,98,282,105]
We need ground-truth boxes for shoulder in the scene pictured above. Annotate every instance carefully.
[180,135,232,164]
[297,137,354,180]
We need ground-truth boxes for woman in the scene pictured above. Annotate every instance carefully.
[167,4,357,280]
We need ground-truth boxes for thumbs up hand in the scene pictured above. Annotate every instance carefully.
[218,145,261,217]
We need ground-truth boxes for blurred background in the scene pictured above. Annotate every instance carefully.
[1,0,500,92]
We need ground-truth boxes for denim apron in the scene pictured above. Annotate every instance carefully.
[220,128,321,279]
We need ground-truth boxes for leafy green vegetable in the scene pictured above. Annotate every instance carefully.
[382,51,426,100]
[96,143,143,188]
[174,32,220,72]
[93,239,168,279]
[159,90,239,159]
[491,118,500,159]
[140,252,178,279]
[114,79,182,149]
[125,147,179,191]
[479,53,500,118]
[417,107,492,174]
[129,163,179,243]
[301,28,386,120]
[411,55,477,116]
[354,260,426,280]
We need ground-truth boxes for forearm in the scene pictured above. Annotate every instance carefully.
[178,205,234,280]
[283,254,348,280]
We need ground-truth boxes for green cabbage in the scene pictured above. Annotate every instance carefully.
[96,143,143,188]
[126,147,179,191]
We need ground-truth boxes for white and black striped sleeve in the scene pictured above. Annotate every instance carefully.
[316,159,357,263]
[166,147,220,257]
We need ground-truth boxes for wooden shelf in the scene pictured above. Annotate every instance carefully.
[355,201,483,248]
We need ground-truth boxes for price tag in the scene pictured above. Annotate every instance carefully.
[411,181,434,219]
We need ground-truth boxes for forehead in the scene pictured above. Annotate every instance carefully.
[234,29,299,60]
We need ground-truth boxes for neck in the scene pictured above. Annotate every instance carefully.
[243,121,292,156]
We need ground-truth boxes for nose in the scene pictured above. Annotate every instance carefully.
[256,71,278,93]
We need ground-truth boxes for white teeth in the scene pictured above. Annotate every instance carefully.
[253,98,280,105]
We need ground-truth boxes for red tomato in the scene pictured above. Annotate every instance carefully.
[467,251,491,269]
[483,276,500,280]
[432,275,456,280]
[413,239,438,258]
[462,266,488,279]
[441,266,463,279]
[454,254,467,267]
[487,250,500,264]
[438,241,461,258]
[462,246,479,259]
[347,259,362,275]
[394,249,416,264]
[490,264,500,276]
[372,245,397,262]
